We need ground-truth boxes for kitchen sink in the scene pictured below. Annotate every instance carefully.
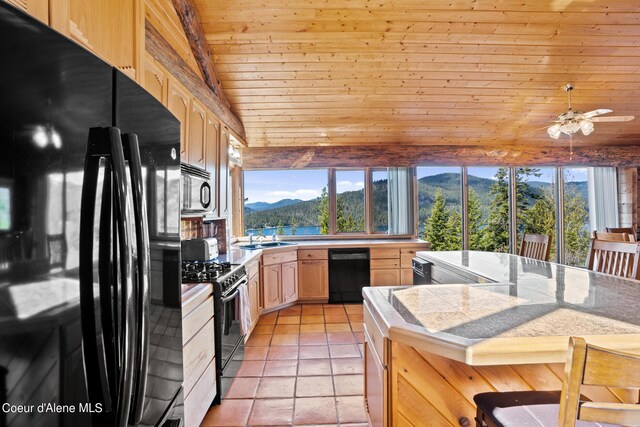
[238,241,295,250]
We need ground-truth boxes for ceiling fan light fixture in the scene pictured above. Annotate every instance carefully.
[547,124,561,139]
[580,120,594,135]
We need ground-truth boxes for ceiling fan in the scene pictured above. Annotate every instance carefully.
[547,83,635,139]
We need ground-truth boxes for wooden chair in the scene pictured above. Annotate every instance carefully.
[474,337,640,427]
[586,239,640,280]
[606,225,637,235]
[592,230,635,242]
[518,233,551,261]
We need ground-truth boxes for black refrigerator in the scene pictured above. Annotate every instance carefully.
[0,3,183,427]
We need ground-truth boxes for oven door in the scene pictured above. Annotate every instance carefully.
[219,278,247,398]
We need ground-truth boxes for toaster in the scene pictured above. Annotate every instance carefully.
[181,238,219,261]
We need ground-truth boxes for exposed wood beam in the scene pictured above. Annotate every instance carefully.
[243,145,640,169]
[145,20,245,141]
[171,0,230,109]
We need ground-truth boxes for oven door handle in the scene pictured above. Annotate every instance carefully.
[221,277,247,303]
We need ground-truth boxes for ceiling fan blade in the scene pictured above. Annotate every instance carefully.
[582,109,613,118]
[590,115,635,122]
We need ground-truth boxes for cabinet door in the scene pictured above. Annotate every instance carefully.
[262,264,281,310]
[167,78,190,163]
[188,99,206,169]
[370,269,400,286]
[218,129,230,216]
[248,273,260,326]
[6,0,48,23]
[298,260,328,300]
[143,54,169,104]
[365,338,386,427]
[281,261,298,304]
[204,113,219,215]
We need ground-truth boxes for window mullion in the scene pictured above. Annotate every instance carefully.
[329,168,336,235]
[461,166,469,250]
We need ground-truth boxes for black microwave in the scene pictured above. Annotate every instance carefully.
[181,163,213,214]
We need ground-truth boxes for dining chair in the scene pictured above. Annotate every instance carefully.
[473,337,640,427]
[592,230,636,242]
[606,225,637,235]
[586,239,640,280]
[518,233,551,261]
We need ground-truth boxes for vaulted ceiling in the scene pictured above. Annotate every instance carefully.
[193,0,640,157]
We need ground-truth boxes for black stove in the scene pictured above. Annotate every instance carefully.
[181,260,232,283]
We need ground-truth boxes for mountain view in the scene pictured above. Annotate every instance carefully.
[244,172,588,234]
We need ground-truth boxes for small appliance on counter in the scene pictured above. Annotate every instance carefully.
[181,237,219,261]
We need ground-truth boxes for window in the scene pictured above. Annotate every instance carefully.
[335,169,365,233]
[563,168,590,266]
[371,169,388,233]
[516,167,556,261]
[467,167,510,253]
[417,167,462,250]
[243,169,328,236]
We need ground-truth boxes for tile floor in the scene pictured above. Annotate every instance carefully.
[201,303,368,427]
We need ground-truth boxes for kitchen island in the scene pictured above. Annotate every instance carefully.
[362,251,640,427]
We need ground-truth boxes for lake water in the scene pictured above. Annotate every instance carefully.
[245,226,322,236]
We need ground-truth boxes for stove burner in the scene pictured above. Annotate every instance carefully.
[181,260,241,284]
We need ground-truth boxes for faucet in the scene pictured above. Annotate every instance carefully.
[248,233,254,244]
[256,235,265,246]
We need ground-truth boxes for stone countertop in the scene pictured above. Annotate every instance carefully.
[363,250,640,366]
[231,238,428,251]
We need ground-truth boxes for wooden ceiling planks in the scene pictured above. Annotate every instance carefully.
[192,0,640,162]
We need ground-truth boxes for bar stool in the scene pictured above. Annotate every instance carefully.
[473,337,640,426]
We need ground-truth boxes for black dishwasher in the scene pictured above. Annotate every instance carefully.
[329,248,370,303]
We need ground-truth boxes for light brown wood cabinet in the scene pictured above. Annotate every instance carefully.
[6,0,48,23]
[370,248,401,286]
[204,113,220,215]
[182,285,215,427]
[187,98,206,169]
[364,300,388,427]
[281,261,298,304]
[167,77,191,162]
[262,250,298,310]
[143,54,169,104]
[50,0,143,81]
[219,129,230,216]
[298,259,329,300]
[246,260,261,332]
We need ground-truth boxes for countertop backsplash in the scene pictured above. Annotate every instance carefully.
[181,217,228,253]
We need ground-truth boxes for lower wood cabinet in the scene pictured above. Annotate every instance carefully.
[371,268,401,286]
[365,328,387,427]
[182,285,215,427]
[298,259,328,300]
[262,250,298,310]
[246,259,261,332]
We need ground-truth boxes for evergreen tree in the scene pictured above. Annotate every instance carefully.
[276,221,285,235]
[317,186,329,234]
[290,215,297,235]
[424,189,451,251]
[564,188,590,266]
[467,189,484,250]
[336,195,346,232]
[445,210,463,250]
[481,168,510,252]
[519,187,556,259]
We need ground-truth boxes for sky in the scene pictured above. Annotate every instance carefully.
[245,167,590,204]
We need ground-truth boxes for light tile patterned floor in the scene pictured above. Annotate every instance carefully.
[201,303,368,427]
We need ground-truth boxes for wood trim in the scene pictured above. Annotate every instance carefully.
[145,20,245,140]
[244,145,640,169]
[171,0,230,108]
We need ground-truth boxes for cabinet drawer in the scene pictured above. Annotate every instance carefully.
[370,248,400,259]
[370,258,400,269]
[182,284,213,317]
[183,296,213,345]
[370,269,400,286]
[184,358,217,427]
[400,248,419,268]
[183,318,215,396]
[263,250,297,266]
[246,259,260,279]
[364,301,387,366]
[298,249,328,260]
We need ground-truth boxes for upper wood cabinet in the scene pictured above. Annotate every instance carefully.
[166,78,190,163]
[219,129,230,217]
[6,0,48,23]
[204,113,220,215]
[50,0,143,81]
[143,54,169,104]
[187,98,206,169]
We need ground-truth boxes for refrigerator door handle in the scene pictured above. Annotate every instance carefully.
[122,133,151,424]
[80,127,137,427]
